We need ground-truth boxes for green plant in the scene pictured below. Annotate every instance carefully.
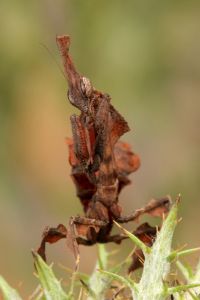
[1,200,200,300]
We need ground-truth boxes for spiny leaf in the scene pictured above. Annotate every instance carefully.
[176,260,194,281]
[168,283,200,294]
[0,276,22,300]
[32,251,69,300]
[136,200,178,300]
[168,247,200,262]
[185,256,200,299]
[176,254,200,299]
[99,269,138,293]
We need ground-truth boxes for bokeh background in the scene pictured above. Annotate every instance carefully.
[1,0,200,297]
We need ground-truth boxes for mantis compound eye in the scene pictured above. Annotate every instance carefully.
[80,76,93,97]
[67,90,75,105]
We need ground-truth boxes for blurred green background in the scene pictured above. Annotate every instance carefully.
[1,0,200,297]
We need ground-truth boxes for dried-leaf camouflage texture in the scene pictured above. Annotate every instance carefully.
[37,35,171,269]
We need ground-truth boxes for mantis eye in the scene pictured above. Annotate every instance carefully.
[80,77,93,97]
[67,90,75,105]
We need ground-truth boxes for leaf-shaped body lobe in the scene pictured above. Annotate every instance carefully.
[114,141,140,175]
[109,104,130,145]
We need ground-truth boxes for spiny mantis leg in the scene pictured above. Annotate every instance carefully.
[70,216,128,247]
[72,216,108,227]
[37,224,67,261]
[36,217,127,265]
[116,196,171,223]
[36,217,108,266]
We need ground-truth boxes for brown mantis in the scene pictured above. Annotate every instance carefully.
[37,35,171,268]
